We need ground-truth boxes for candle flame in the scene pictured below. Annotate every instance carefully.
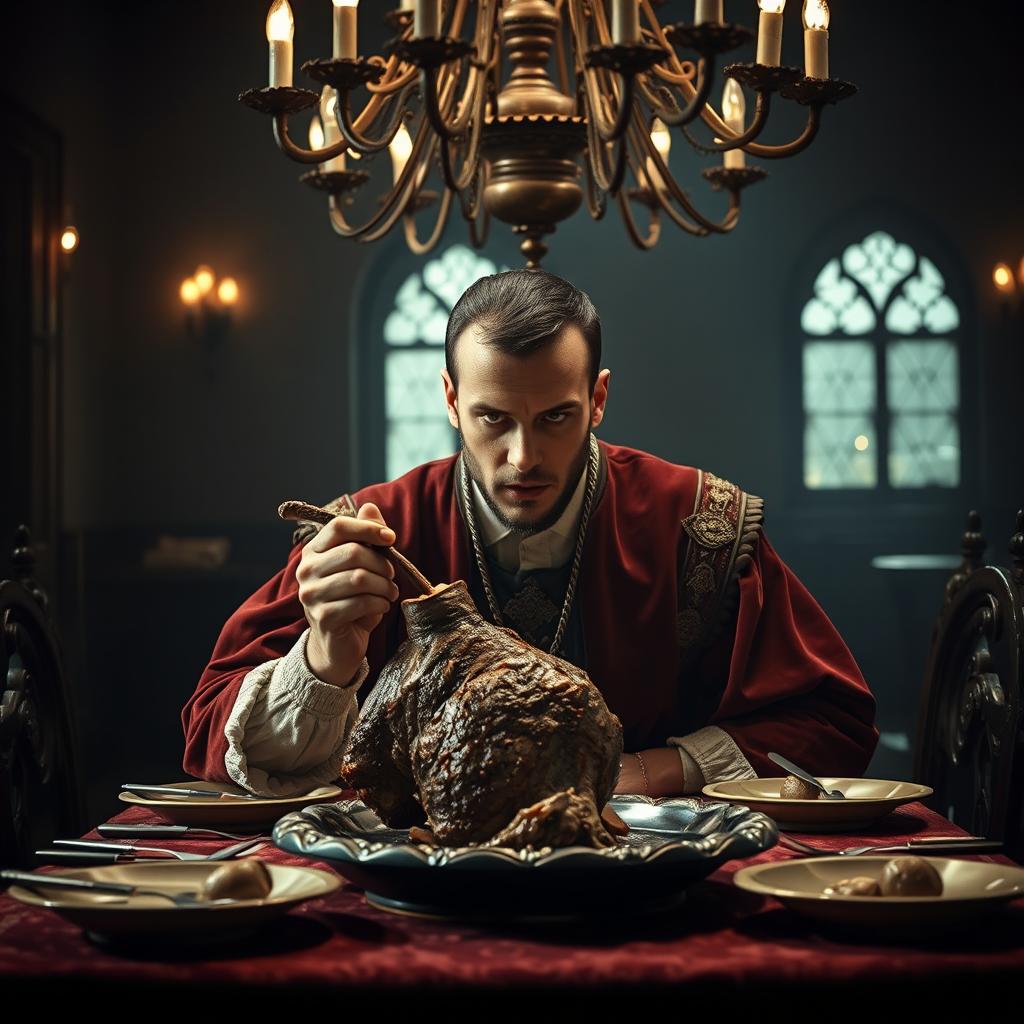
[993,263,1015,293]
[194,266,215,296]
[266,0,294,42]
[180,278,201,305]
[309,115,324,150]
[650,118,671,158]
[390,123,414,183]
[802,0,829,31]
[60,226,79,253]
[218,278,240,305]
[758,0,786,12]
[722,79,746,129]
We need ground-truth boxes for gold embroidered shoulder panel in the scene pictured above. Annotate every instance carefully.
[676,470,765,660]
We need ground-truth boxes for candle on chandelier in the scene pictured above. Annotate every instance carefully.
[333,0,359,60]
[802,0,829,79]
[645,118,671,192]
[266,0,294,88]
[320,91,347,174]
[756,0,785,66]
[695,0,723,25]
[722,79,746,169]
[612,0,641,44]
[415,0,441,38]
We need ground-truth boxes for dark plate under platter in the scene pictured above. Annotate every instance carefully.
[272,796,778,920]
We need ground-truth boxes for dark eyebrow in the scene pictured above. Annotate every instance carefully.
[468,401,582,417]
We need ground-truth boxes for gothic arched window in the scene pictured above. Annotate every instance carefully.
[800,230,963,492]
[373,243,508,481]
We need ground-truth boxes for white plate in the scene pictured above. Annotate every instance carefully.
[118,780,343,827]
[733,855,1024,928]
[702,777,933,831]
[6,860,340,936]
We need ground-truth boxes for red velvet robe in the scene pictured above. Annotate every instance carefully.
[181,441,879,782]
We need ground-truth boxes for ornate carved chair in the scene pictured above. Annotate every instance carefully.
[914,510,1024,860]
[0,527,84,867]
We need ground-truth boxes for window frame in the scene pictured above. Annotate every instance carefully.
[786,208,978,513]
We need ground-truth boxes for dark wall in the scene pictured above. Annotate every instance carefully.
[4,2,1022,816]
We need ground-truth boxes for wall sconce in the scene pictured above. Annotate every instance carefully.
[179,264,239,347]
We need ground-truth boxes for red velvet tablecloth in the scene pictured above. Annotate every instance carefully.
[1,798,1021,1007]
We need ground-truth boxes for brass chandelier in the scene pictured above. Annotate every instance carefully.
[240,0,854,268]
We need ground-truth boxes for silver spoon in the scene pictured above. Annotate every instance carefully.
[768,752,846,799]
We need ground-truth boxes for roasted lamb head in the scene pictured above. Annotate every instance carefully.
[340,580,623,851]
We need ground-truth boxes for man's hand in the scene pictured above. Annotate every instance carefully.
[296,502,400,687]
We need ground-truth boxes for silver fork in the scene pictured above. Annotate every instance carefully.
[779,833,995,856]
[1,870,235,906]
[51,837,266,861]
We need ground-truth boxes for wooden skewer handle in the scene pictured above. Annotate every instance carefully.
[277,500,435,597]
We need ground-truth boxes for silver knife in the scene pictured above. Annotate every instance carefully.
[50,838,265,860]
[121,784,263,801]
[768,752,845,798]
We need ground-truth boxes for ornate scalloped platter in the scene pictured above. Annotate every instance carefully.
[273,796,778,920]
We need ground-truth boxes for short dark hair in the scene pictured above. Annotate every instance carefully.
[445,269,602,393]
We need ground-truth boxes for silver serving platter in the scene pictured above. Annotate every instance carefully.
[273,796,778,919]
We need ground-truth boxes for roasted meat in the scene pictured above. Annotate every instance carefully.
[340,580,623,851]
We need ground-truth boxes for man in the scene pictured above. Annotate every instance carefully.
[181,270,878,799]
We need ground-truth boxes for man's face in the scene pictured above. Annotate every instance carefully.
[442,323,610,534]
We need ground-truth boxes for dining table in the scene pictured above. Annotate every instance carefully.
[1,792,1021,1010]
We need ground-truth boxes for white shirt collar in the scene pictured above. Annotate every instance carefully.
[467,462,588,572]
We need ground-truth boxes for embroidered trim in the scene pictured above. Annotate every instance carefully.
[677,470,765,660]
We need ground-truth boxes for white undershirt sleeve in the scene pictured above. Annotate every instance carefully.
[667,725,758,793]
[223,627,368,798]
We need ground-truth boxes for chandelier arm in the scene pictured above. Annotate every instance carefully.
[567,0,627,142]
[678,90,772,153]
[438,72,489,193]
[403,187,455,256]
[616,187,661,250]
[583,100,623,195]
[639,1,704,93]
[627,109,739,235]
[741,104,823,159]
[647,55,717,128]
[337,81,418,154]
[365,56,419,97]
[272,115,349,165]
[325,117,436,239]
[459,163,492,248]
[553,0,572,98]
[581,141,609,221]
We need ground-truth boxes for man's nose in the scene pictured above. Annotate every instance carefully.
[507,428,541,474]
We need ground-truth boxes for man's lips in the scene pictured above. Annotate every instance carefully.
[501,482,552,497]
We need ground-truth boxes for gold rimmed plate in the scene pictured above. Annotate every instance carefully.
[5,860,341,938]
[733,856,1024,929]
[118,780,344,827]
[702,778,933,831]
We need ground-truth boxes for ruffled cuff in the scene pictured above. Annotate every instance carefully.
[223,628,362,798]
[667,725,758,788]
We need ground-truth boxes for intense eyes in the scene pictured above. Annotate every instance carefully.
[480,411,570,426]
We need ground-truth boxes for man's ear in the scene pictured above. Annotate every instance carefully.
[590,368,611,429]
[441,369,459,428]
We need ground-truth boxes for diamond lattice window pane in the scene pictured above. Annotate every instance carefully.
[887,340,959,412]
[386,350,448,419]
[805,414,877,489]
[889,414,960,488]
[387,419,457,481]
[803,341,876,413]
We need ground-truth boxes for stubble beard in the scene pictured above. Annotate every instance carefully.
[460,428,592,537]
